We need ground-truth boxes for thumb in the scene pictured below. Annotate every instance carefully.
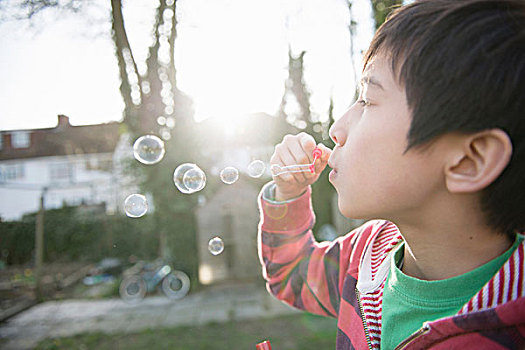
[313,143,333,174]
[316,143,333,163]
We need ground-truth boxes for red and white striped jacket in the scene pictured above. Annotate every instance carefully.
[258,185,525,349]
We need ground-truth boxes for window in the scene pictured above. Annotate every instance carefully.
[0,133,3,151]
[49,163,73,182]
[11,131,30,148]
[0,164,25,182]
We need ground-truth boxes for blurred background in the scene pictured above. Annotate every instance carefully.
[0,0,409,348]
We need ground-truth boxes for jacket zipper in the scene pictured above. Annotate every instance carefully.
[394,323,431,350]
[355,287,374,350]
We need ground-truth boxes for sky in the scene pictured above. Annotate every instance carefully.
[0,0,376,131]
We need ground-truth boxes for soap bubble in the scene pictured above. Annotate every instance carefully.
[174,163,206,194]
[133,135,165,165]
[220,167,239,184]
[183,167,207,193]
[124,194,148,218]
[208,236,224,255]
[157,116,166,126]
[247,160,266,178]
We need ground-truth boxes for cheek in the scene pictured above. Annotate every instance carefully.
[344,125,394,170]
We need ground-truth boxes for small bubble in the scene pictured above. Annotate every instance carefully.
[124,194,148,218]
[208,236,224,255]
[220,167,239,184]
[133,135,166,165]
[157,116,166,126]
[160,128,172,141]
[174,163,206,194]
[247,160,266,178]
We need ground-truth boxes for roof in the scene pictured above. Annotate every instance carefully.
[0,115,120,161]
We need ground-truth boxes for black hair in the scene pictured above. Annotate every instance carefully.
[364,0,525,236]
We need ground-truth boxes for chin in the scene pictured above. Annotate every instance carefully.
[338,202,375,221]
[338,203,359,219]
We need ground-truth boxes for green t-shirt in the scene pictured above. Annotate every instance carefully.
[380,234,523,350]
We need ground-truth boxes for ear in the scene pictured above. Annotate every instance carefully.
[445,129,512,193]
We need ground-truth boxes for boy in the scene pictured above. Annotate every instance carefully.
[258,0,525,349]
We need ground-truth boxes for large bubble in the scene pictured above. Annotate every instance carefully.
[183,167,207,193]
[173,163,206,194]
[133,135,166,165]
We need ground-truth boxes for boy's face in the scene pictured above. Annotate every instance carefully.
[328,53,445,221]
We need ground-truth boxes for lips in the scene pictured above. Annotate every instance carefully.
[328,169,337,183]
[328,153,337,173]
[328,160,338,182]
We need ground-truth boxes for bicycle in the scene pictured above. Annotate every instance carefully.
[119,260,190,303]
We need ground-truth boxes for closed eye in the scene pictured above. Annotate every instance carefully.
[357,99,371,107]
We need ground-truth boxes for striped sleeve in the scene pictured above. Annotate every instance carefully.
[257,185,360,318]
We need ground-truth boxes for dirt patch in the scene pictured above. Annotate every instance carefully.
[0,262,91,321]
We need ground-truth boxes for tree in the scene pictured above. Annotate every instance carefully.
[370,0,403,30]
[109,0,199,279]
[1,0,200,282]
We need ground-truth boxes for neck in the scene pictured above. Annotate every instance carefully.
[398,222,512,281]
[391,191,513,281]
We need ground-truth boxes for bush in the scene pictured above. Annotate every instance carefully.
[0,205,159,266]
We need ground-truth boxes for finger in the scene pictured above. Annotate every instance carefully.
[287,138,313,183]
[313,157,328,174]
[278,146,310,184]
[313,143,333,174]
[272,162,293,182]
[270,149,292,181]
[317,143,333,163]
[273,144,299,180]
[299,133,317,160]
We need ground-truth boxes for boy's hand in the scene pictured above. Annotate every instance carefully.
[270,133,332,201]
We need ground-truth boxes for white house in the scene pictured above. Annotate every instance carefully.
[0,115,128,221]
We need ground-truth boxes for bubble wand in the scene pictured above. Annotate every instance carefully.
[256,340,272,350]
[271,147,322,176]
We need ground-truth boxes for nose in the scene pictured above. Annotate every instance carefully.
[329,108,351,147]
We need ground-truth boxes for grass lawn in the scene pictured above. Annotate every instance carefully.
[35,313,337,350]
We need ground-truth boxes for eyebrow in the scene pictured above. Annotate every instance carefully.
[360,76,384,91]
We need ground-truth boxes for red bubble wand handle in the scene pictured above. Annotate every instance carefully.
[309,147,322,173]
[256,340,272,350]
[271,147,323,176]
